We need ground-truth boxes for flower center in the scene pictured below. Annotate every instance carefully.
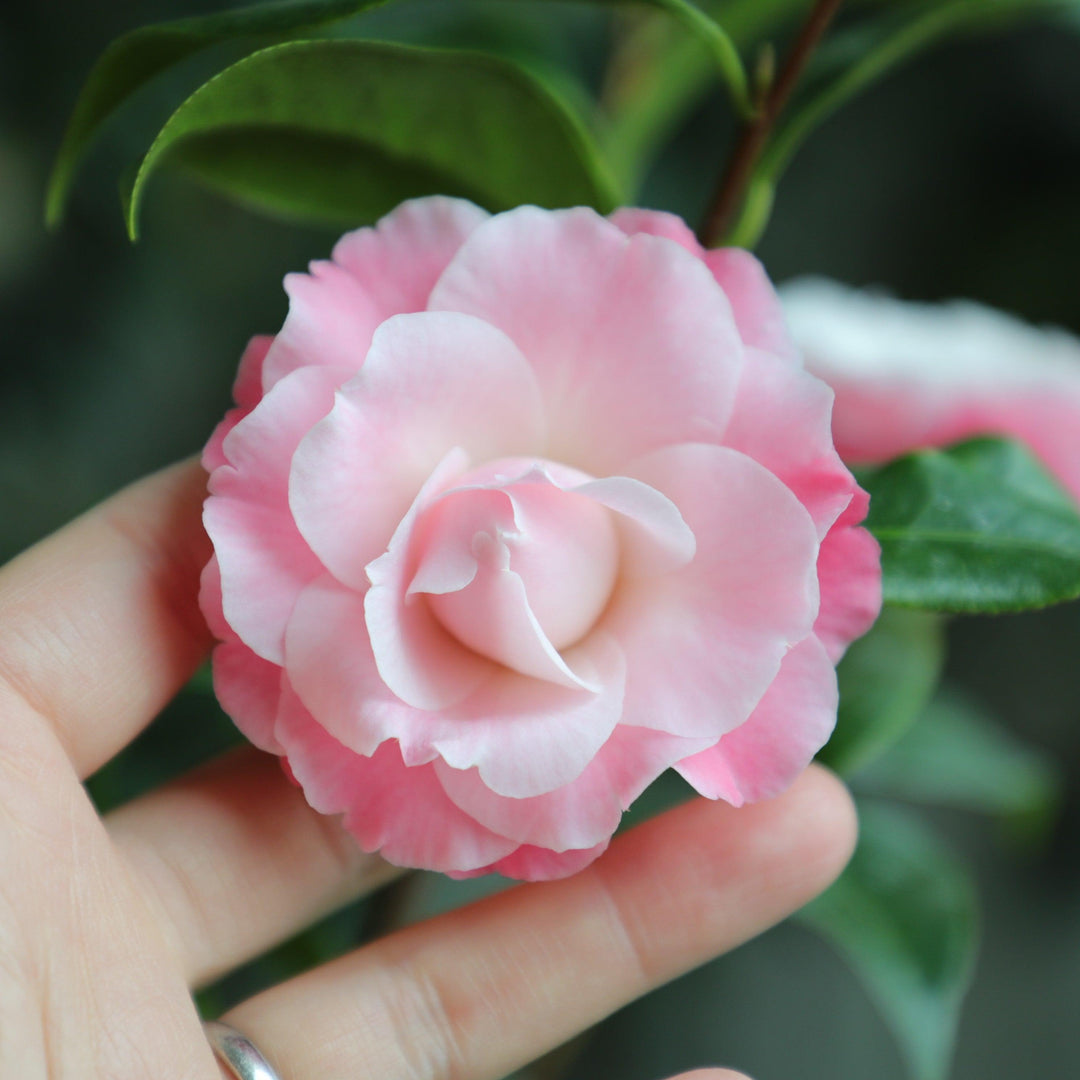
[409,459,620,666]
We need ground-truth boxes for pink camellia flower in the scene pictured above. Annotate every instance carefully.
[200,198,881,881]
[781,278,1080,503]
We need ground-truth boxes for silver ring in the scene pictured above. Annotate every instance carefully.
[204,1021,283,1080]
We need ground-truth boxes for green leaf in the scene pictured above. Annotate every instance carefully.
[46,0,399,228]
[822,607,945,777]
[798,801,979,1080]
[861,437,1080,613]
[123,40,620,238]
[855,690,1062,833]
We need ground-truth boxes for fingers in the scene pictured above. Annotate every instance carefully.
[222,765,856,1080]
[0,459,212,778]
[107,747,402,986]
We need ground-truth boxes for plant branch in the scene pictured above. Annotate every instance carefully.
[698,0,844,248]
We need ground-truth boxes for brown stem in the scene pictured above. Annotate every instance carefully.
[698,0,845,248]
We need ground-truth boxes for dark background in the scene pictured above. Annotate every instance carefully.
[1,2,1078,1077]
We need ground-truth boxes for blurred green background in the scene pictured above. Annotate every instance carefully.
[2,2,1079,1078]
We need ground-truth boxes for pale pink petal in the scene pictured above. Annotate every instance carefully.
[212,640,284,753]
[205,365,339,662]
[261,261,383,390]
[202,336,274,473]
[198,555,229,641]
[275,684,518,873]
[478,841,610,882]
[675,635,837,806]
[608,207,701,253]
[427,632,626,797]
[364,450,497,711]
[813,495,882,662]
[234,333,273,409]
[436,724,711,852]
[724,347,854,538]
[290,312,547,589]
[704,247,800,361]
[606,443,820,741]
[286,574,626,797]
[332,196,490,313]
[573,475,696,577]
[429,205,744,473]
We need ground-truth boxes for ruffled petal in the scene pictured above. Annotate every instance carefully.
[478,841,610,882]
[332,195,490,313]
[704,247,800,361]
[429,205,744,473]
[286,575,626,798]
[290,312,546,589]
[275,684,518,874]
[813,493,882,662]
[202,335,273,473]
[675,635,837,805]
[607,443,820,740]
[364,449,497,711]
[205,365,339,662]
[261,261,382,390]
[723,347,855,538]
[608,206,700,253]
[436,723,710,852]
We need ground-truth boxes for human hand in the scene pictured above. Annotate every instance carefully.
[0,460,856,1080]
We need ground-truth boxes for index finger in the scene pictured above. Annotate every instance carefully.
[0,459,212,777]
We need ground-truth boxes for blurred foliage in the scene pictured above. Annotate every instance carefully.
[3,2,1080,1079]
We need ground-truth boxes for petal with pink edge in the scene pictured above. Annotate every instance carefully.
[675,635,837,806]
[813,494,882,662]
[332,196,490,314]
[275,684,518,874]
[607,443,820,741]
[608,206,701,253]
[429,205,744,474]
[203,336,273,473]
[704,247,800,361]
[290,311,546,589]
[477,841,610,882]
[260,260,384,391]
[436,724,711,852]
[724,347,855,538]
[206,365,339,663]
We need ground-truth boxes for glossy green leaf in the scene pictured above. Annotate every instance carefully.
[862,437,1080,612]
[46,0,399,227]
[822,607,945,777]
[855,690,1061,832]
[123,40,620,238]
[799,801,979,1080]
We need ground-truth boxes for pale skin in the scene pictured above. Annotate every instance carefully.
[0,459,857,1080]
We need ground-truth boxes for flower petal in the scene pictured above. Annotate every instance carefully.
[608,443,820,741]
[429,205,744,473]
[290,311,546,589]
[364,449,498,711]
[724,347,855,538]
[203,335,273,473]
[436,723,709,852]
[478,841,610,882]
[704,247,800,361]
[813,493,882,662]
[332,195,490,313]
[260,261,382,390]
[275,683,518,874]
[675,635,837,805]
[205,365,339,662]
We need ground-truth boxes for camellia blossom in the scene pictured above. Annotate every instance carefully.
[200,198,881,881]
[782,278,1080,503]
